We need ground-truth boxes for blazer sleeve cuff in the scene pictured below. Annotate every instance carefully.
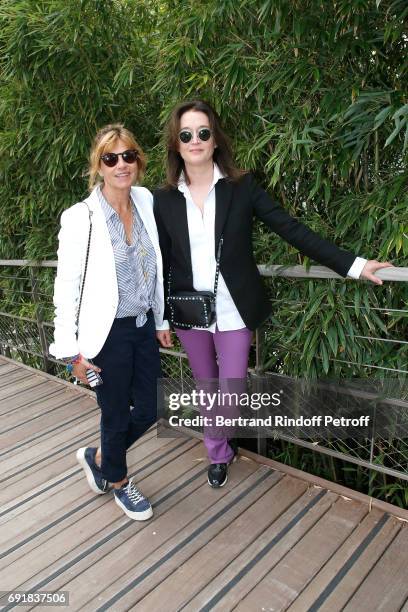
[49,339,80,360]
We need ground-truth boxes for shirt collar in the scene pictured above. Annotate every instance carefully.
[177,163,225,194]
[98,186,136,221]
[98,186,116,221]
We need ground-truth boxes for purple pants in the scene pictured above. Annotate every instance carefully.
[176,326,253,463]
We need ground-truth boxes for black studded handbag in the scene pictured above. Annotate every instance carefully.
[167,237,223,329]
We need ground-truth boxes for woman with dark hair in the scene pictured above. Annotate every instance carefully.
[154,100,391,488]
[50,124,171,520]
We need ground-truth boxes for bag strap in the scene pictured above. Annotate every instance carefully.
[213,236,223,295]
[75,202,93,332]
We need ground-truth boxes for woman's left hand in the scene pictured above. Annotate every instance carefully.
[360,260,394,285]
[156,330,173,347]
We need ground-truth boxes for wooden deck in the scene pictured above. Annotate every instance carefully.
[0,355,407,612]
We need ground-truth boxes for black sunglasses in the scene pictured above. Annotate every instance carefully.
[179,128,212,144]
[100,149,138,167]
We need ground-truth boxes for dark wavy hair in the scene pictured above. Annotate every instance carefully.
[164,99,246,188]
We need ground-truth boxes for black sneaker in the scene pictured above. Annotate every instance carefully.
[76,447,108,494]
[207,463,228,488]
[207,441,238,488]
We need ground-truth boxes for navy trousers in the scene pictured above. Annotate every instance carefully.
[94,310,161,482]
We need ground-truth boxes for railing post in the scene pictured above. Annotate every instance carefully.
[29,266,51,373]
[254,324,267,457]
[0,343,11,358]
[180,354,185,395]
[255,324,265,375]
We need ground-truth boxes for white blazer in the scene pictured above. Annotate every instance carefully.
[49,186,167,359]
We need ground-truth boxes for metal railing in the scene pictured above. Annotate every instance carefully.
[1,259,407,485]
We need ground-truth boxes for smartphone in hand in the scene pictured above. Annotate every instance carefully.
[86,359,103,387]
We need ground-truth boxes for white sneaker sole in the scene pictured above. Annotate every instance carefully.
[207,472,228,488]
[114,494,153,521]
[76,447,106,495]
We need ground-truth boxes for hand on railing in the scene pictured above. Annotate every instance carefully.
[360,260,394,285]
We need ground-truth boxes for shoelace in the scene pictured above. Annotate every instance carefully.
[125,482,146,504]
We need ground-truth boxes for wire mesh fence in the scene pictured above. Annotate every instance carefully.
[0,260,407,486]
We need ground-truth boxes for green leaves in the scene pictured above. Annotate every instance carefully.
[0,0,161,259]
[0,0,407,380]
[385,104,408,150]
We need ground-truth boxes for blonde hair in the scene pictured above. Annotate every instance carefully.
[88,124,147,191]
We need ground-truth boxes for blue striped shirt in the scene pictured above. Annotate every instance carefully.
[98,187,156,327]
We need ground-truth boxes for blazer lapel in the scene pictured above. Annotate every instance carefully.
[83,189,118,296]
[86,191,115,262]
[171,189,192,270]
[214,179,233,253]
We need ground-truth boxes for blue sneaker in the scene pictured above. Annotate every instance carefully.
[76,447,108,494]
[113,479,153,521]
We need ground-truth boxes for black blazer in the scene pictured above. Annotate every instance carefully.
[153,173,355,331]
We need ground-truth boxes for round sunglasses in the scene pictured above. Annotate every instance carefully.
[178,128,212,144]
[100,149,138,167]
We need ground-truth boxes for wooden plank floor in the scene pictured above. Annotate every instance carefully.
[0,356,407,612]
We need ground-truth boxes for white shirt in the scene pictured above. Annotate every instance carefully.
[178,164,245,332]
[177,165,367,333]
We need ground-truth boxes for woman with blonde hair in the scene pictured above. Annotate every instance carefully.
[50,124,171,520]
